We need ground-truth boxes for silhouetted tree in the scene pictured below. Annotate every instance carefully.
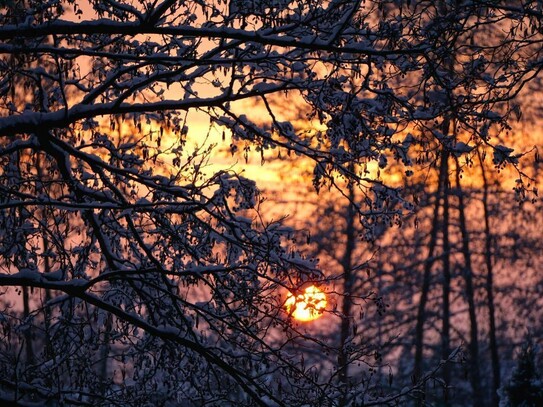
[1,1,543,405]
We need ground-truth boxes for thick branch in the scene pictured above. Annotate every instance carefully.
[0,19,429,56]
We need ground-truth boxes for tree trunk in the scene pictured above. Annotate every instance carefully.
[22,286,34,364]
[15,151,35,366]
[478,151,501,407]
[454,157,482,406]
[414,148,448,406]
[338,181,357,406]
[441,150,451,405]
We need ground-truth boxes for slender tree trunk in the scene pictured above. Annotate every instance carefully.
[454,157,482,406]
[15,151,35,366]
[441,150,451,405]
[478,151,501,407]
[338,181,356,406]
[99,313,112,394]
[22,286,34,364]
[414,148,447,406]
[36,154,53,307]
[15,231,33,366]
[41,226,53,361]
[36,152,56,390]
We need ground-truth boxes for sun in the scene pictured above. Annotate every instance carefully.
[285,285,327,322]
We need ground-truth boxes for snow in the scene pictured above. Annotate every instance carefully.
[1,1,540,405]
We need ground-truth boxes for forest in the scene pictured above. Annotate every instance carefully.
[0,0,542,406]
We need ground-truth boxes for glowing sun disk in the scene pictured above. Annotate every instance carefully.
[285,285,327,322]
